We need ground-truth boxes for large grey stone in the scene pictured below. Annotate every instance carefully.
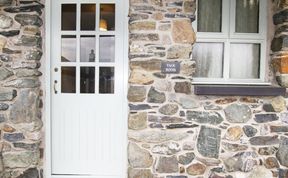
[17,168,39,178]
[0,103,9,110]
[187,111,223,125]
[2,151,40,168]
[0,0,12,6]
[159,104,178,115]
[276,136,288,167]
[151,142,180,155]
[197,126,221,158]
[0,14,13,29]
[178,152,195,165]
[4,4,44,14]
[128,130,188,143]
[128,168,153,178]
[24,48,43,60]
[4,78,40,88]
[147,87,165,103]
[222,142,248,152]
[0,30,20,37]
[224,104,252,123]
[13,142,39,151]
[3,133,25,142]
[270,125,288,132]
[174,82,191,94]
[128,86,146,102]
[178,97,199,109]
[243,125,257,137]
[15,69,42,77]
[167,45,192,59]
[128,112,147,130]
[0,67,13,80]
[130,33,159,41]
[250,136,279,146]
[15,14,43,26]
[156,156,178,173]
[224,152,258,172]
[0,114,6,123]
[10,89,40,124]
[17,35,42,47]
[128,143,153,168]
[254,114,279,123]
[148,115,184,123]
[248,166,273,178]
[129,104,151,111]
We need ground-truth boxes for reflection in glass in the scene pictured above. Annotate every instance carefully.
[236,0,259,33]
[80,67,95,93]
[80,36,95,62]
[62,4,77,31]
[100,4,115,31]
[99,67,114,93]
[230,43,260,79]
[61,35,76,62]
[198,0,222,32]
[99,36,115,62]
[61,67,76,93]
[81,4,96,31]
[193,43,224,78]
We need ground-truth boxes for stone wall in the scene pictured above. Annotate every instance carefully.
[128,0,288,178]
[0,0,44,177]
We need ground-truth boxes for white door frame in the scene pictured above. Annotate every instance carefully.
[44,0,129,177]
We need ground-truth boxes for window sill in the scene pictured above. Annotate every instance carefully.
[194,85,286,96]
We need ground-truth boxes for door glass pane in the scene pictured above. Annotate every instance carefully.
[80,67,95,93]
[61,67,76,93]
[193,43,224,78]
[80,36,95,62]
[236,0,259,33]
[81,4,96,31]
[230,43,260,79]
[99,67,114,93]
[100,4,115,31]
[198,0,222,32]
[61,35,76,62]
[62,4,76,31]
[99,35,115,62]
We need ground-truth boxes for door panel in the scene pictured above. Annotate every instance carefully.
[51,0,126,176]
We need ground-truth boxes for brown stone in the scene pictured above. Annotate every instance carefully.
[129,70,154,85]
[156,156,178,173]
[225,126,243,141]
[187,163,206,176]
[128,142,153,168]
[130,21,156,32]
[278,0,288,9]
[183,0,196,13]
[240,97,259,103]
[130,59,161,72]
[152,12,164,20]
[129,112,147,130]
[174,82,191,94]
[0,37,7,51]
[128,168,153,178]
[215,98,237,104]
[264,157,280,169]
[130,0,148,5]
[172,19,195,44]
[167,45,192,59]
[3,125,15,133]
[271,96,286,112]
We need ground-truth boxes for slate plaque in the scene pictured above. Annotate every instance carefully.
[161,62,180,74]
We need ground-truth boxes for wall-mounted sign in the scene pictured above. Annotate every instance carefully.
[161,62,180,74]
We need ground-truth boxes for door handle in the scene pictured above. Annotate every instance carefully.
[54,80,58,94]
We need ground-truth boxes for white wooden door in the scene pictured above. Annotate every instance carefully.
[51,0,126,177]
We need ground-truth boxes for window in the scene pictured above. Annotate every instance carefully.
[192,0,267,84]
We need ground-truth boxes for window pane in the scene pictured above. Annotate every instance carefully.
[81,4,96,31]
[80,36,95,62]
[197,0,222,32]
[100,4,115,31]
[230,43,260,79]
[99,35,115,62]
[193,43,224,78]
[62,4,76,31]
[61,35,76,62]
[61,67,76,93]
[80,67,95,93]
[99,67,114,93]
[236,0,259,33]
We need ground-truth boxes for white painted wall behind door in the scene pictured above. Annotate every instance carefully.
[51,0,127,177]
